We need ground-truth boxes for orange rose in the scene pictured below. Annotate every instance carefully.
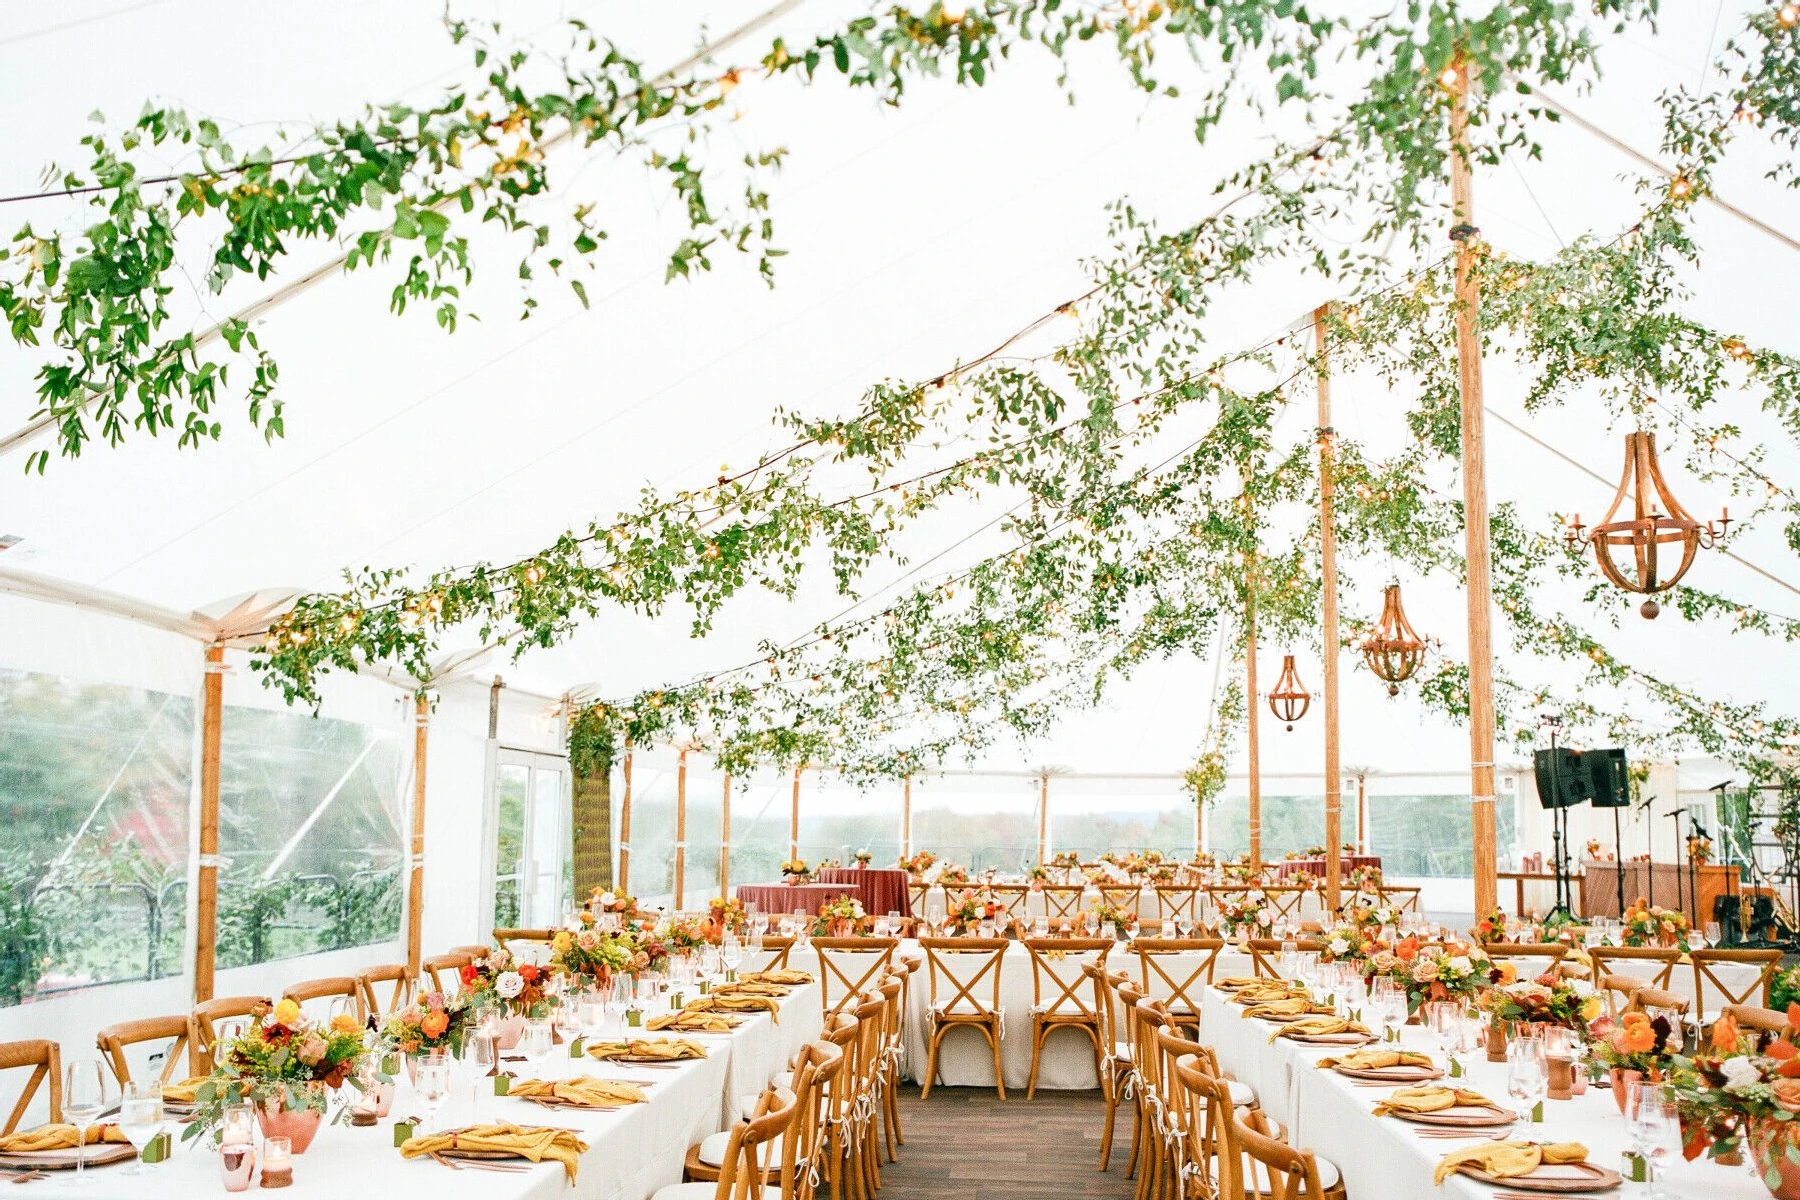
[1396,936,1420,962]
[1495,962,1519,985]
[1774,1078,1800,1114]
[1616,1013,1655,1054]
[1711,1012,1741,1052]
[421,1010,449,1040]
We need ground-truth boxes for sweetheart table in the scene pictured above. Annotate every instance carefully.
[50,979,821,1200]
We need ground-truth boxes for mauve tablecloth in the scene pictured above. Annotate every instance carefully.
[735,881,851,915]
[815,867,913,917]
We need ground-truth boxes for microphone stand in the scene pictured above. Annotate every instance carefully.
[1612,803,1627,918]
[1668,809,1687,922]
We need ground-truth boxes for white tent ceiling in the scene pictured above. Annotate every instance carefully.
[3,1,1799,775]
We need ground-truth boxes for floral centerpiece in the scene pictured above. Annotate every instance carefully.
[184,999,365,1153]
[946,890,1005,933]
[550,926,633,983]
[664,915,711,956]
[620,925,669,973]
[1587,1010,1681,1101]
[1025,865,1050,884]
[1321,922,1386,965]
[1087,895,1135,934]
[1472,908,1508,943]
[814,895,868,937]
[1688,833,1715,865]
[382,991,471,1058]
[853,849,873,866]
[780,858,812,882]
[1340,902,1398,931]
[1483,972,1602,1030]
[1050,851,1082,870]
[937,862,971,885]
[1368,938,1490,1013]
[1344,864,1383,893]
[586,887,652,930]
[1216,890,1273,938]
[1584,838,1612,862]
[1668,1006,1800,1190]
[1623,897,1690,949]
[899,851,937,876]
[462,946,554,1018]
[706,896,748,940]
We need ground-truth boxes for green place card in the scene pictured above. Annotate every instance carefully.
[699,980,710,995]
[669,991,686,1008]
[1622,1151,1648,1183]
[392,1121,416,1148]
[725,970,738,983]
[567,1036,585,1059]
[626,1009,642,1028]
[1448,1059,1463,1079]
[493,1075,511,1096]
[141,1132,172,1164]
[1531,1101,1544,1123]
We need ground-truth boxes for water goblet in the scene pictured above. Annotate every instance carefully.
[521,1017,554,1071]
[1506,1037,1547,1123]
[415,1050,453,1133]
[59,1059,110,1187]
[117,1080,163,1175]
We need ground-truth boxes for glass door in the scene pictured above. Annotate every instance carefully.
[491,749,571,929]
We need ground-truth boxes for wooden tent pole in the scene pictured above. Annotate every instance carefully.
[1245,552,1263,869]
[720,773,732,897]
[902,775,913,858]
[406,693,429,977]
[674,747,688,909]
[193,643,225,1008]
[789,764,803,860]
[1315,304,1343,912]
[619,741,634,895]
[1356,773,1369,853]
[1450,62,1501,917]
[1037,772,1050,865]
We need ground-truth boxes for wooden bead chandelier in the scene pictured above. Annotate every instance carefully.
[1267,654,1312,731]
[1362,583,1429,696]
[1564,431,1730,620]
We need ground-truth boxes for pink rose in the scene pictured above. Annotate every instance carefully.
[296,1034,328,1066]
[1411,961,1439,983]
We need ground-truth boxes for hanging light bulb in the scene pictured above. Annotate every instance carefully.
[1361,583,1430,696]
[1564,431,1730,618]
[1267,654,1312,731]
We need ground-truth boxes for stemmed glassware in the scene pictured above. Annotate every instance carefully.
[1628,1082,1682,1199]
[460,1026,496,1120]
[415,1050,453,1134]
[521,1017,554,1073]
[721,933,743,979]
[116,1080,163,1175]
[1506,1035,1547,1124]
[59,1059,109,1187]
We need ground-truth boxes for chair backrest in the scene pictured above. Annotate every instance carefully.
[448,943,491,961]
[1132,938,1224,1017]
[717,1082,801,1200]
[1097,886,1141,917]
[1589,945,1683,992]
[1233,1106,1329,1200]
[744,935,795,975]
[792,1043,842,1200]
[1023,938,1110,1022]
[1379,885,1422,913]
[492,927,556,944]
[1154,886,1204,929]
[812,938,897,1017]
[1599,973,1642,1016]
[918,937,1007,1018]
[0,1041,61,1134]
[1722,1003,1790,1034]
[1483,943,1568,979]
[281,976,364,1022]
[1627,986,1690,1020]
[421,952,473,996]
[189,995,270,1074]
[907,881,934,917]
[1174,1053,1237,1200]
[1692,949,1783,1023]
[95,1016,189,1089]
[1153,1027,1198,1141]
[356,964,415,1022]
[1041,885,1086,918]
[1247,938,1324,980]
[819,1013,861,1131]
[986,885,1032,918]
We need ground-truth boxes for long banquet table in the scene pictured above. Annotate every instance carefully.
[1198,979,1759,1200]
[55,979,823,1200]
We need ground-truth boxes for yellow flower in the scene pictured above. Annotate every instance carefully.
[552,931,573,952]
[330,1013,362,1036]
[273,999,303,1027]
[1580,995,1603,1022]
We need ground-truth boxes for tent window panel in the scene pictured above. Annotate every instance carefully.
[1050,778,1193,860]
[217,707,405,968]
[627,767,677,909]
[797,781,901,868]
[0,669,194,1006]
[721,779,788,889]
[493,765,527,928]
[1206,793,1327,861]
[909,778,1037,874]
[1369,795,1518,879]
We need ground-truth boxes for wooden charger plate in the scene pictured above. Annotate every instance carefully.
[1455,1160,1621,1193]
[1393,1103,1516,1128]
[1332,1063,1444,1083]
[0,1143,138,1170]
[1287,1032,1376,1046]
[608,1052,702,1065]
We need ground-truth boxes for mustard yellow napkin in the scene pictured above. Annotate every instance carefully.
[1233,983,1306,1004]
[507,1077,647,1108]
[646,1010,739,1032]
[1371,1086,1492,1117]
[743,969,814,985]
[160,1076,211,1104]
[0,1125,129,1153]
[1244,997,1333,1019]
[402,1122,589,1182]
[687,994,780,1022]
[1217,976,1261,990]
[587,1038,707,1061]
[1433,1141,1588,1185]
[1317,1049,1435,1070]
[712,981,791,998]
[1270,1016,1370,1043]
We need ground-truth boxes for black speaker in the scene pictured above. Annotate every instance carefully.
[1586,747,1630,808]
[1533,748,1591,809]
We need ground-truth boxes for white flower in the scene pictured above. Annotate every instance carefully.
[598,891,616,908]
[1328,937,1349,956]
[495,970,525,999]
[1449,956,1472,975]
[1721,1056,1762,1090]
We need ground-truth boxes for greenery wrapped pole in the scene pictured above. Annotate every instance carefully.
[789,764,802,860]
[1315,304,1343,912]
[674,746,688,910]
[1448,59,1501,918]
[1037,772,1049,866]
[192,643,225,1021]
[902,775,913,859]
[720,773,732,898]
[1244,471,1263,869]
[618,743,634,895]
[406,694,429,976]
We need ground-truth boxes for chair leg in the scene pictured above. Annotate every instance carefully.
[1098,1067,1119,1171]
[1027,1020,1047,1101]
[989,1022,1006,1101]
[920,1029,943,1101]
[883,1057,904,1153]
[1123,1093,1141,1179]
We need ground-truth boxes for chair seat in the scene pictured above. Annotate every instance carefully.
[1206,1148,1337,1192]
[698,1130,784,1167]
[655,1185,780,1200]
[1225,1078,1256,1108]
[931,1002,1001,1020]
[1032,1003,1098,1020]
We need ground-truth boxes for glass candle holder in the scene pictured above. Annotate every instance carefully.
[220,1141,255,1192]
[221,1102,257,1147]
[259,1136,292,1189]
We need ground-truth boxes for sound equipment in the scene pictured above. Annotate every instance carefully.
[1533,748,1591,809]
[1585,747,1630,808]
[1712,893,1778,947]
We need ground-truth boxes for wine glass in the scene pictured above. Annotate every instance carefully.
[60,1059,110,1185]
[116,1081,163,1175]
[461,1028,496,1120]
[1628,1083,1681,1198]
[721,934,743,979]
[1506,1037,1547,1123]
[521,1018,553,1072]
[415,1051,453,1134]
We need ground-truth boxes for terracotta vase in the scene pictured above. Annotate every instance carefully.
[494,1013,527,1051]
[1486,1022,1508,1064]
[256,1088,326,1154]
[1546,1055,1574,1101]
[1751,1117,1800,1200]
[1608,1067,1643,1114]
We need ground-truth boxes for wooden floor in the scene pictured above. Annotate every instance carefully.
[875,1086,1135,1198]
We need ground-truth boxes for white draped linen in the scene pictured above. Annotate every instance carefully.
[1199,981,1764,1200]
[52,981,821,1200]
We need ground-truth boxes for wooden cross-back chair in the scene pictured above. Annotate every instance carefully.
[1131,938,1224,1029]
[916,937,1009,1100]
[1378,885,1423,914]
[1723,1004,1790,1034]
[95,1016,190,1090]
[907,881,934,919]
[0,1041,61,1134]
[1600,973,1643,1017]
[1097,885,1142,917]
[1247,937,1325,981]
[811,938,897,1018]
[655,1079,801,1200]
[421,951,473,996]
[356,964,415,1022]
[1589,945,1683,993]
[1021,938,1110,1099]
[1627,985,1691,1023]
[1040,885,1085,919]
[1260,885,1315,927]
[683,1049,824,1190]
[188,995,270,1075]
[985,884,1033,919]
[281,976,364,1022]
[1153,886,1205,932]
[1232,1106,1346,1200]
[743,935,795,975]
[1089,968,1135,1173]
[448,943,491,961]
[1692,949,1784,1024]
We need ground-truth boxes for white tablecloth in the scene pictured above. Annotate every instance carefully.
[53,980,821,1200]
[1199,981,1763,1200]
[914,886,1327,928]
[1591,955,1765,1020]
